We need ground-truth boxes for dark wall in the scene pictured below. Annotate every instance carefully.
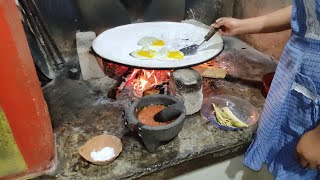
[34,0,187,56]
[32,0,232,57]
[185,0,234,25]
[33,0,81,55]
[233,0,292,60]
[32,0,290,59]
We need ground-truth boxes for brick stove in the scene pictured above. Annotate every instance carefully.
[41,34,277,179]
[74,23,223,118]
[108,67,203,115]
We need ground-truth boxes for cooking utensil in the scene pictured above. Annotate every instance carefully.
[153,103,185,122]
[180,28,219,56]
[92,22,223,69]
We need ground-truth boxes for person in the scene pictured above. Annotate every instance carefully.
[212,1,320,179]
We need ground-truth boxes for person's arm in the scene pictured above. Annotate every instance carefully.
[295,124,320,169]
[211,5,292,36]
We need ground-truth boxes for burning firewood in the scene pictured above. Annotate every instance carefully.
[192,60,227,79]
[116,69,171,98]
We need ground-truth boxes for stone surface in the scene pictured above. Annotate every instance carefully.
[76,32,96,54]
[38,35,277,179]
[169,68,203,115]
[76,31,105,80]
[170,68,202,93]
[89,76,117,96]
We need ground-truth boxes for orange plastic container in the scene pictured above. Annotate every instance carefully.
[0,1,55,179]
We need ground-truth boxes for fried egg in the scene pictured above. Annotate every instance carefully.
[130,46,157,60]
[156,47,184,60]
[138,37,165,47]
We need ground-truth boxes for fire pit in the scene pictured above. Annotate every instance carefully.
[125,94,186,153]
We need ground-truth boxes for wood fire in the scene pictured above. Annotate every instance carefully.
[118,69,172,97]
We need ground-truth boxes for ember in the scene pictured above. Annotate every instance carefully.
[105,63,129,79]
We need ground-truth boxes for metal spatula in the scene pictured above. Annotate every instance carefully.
[180,27,219,56]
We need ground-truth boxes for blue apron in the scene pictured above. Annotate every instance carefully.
[244,1,320,179]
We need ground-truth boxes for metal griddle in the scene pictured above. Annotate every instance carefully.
[92,22,224,69]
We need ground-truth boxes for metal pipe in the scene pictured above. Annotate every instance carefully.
[19,0,58,67]
[24,0,59,66]
[31,0,65,64]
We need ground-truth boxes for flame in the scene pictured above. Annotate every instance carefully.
[123,69,172,97]
[115,58,220,98]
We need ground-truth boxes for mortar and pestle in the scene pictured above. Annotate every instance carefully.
[125,94,186,153]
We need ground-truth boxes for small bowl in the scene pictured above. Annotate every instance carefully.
[201,95,259,131]
[78,135,122,165]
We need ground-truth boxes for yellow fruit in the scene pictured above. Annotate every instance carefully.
[212,103,232,126]
[221,107,248,128]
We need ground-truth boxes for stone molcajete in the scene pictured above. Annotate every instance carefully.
[125,94,186,153]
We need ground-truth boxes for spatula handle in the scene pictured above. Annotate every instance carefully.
[204,28,219,41]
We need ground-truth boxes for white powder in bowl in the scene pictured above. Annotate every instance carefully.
[90,147,115,161]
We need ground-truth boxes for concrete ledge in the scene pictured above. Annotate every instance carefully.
[76,31,105,80]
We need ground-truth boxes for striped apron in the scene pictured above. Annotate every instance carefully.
[244,1,320,179]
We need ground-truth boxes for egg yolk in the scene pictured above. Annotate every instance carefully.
[137,50,156,58]
[152,40,165,46]
[167,51,184,60]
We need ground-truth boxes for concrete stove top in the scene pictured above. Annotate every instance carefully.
[39,36,277,179]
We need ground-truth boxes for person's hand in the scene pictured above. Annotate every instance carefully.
[210,17,243,36]
[295,127,320,169]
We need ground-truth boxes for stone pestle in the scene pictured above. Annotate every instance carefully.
[153,103,185,122]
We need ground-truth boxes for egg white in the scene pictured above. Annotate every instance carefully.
[138,37,165,47]
[130,46,157,60]
[156,47,184,60]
